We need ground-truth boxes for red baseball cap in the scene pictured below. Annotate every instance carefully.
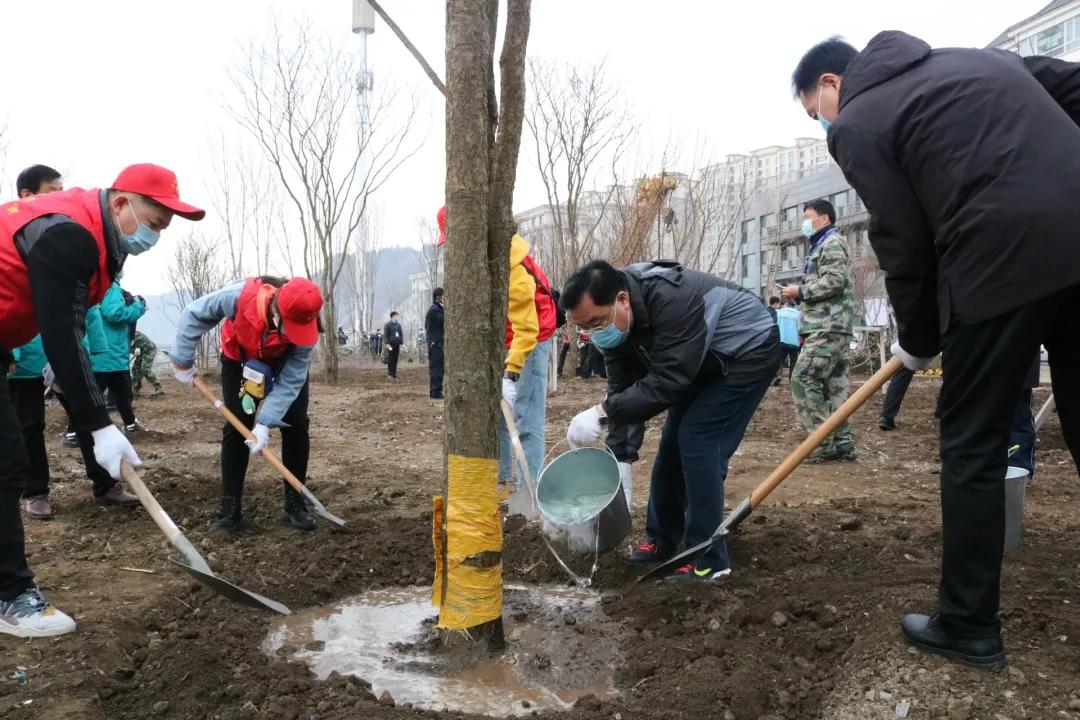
[112,163,206,220]
[277,278,324,346]
[436,205,446,247]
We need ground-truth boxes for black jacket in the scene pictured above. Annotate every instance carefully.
[602,262,779,460]
[383,320,403,348]
[829,31,1080,357]
[425,302,444,346]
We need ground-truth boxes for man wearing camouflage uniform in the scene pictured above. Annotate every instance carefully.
[130,331,162,396]
[781,198,855,462]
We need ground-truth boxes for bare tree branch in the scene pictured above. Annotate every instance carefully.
[365,0,446,96]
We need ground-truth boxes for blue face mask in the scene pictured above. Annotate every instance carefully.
[589,303,628,349]
[118,202,160,256]
[801,218,815,238]
[816,81,833,133]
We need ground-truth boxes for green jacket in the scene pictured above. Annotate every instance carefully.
[90,283,146,373]
[799,228,854,335]
[8,316,109,380]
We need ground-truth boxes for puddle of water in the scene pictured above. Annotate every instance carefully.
[264,584,620,717]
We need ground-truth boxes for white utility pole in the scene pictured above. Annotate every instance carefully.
[352,1,376,339]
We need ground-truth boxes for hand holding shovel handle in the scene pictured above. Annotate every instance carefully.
[638,355,905,582]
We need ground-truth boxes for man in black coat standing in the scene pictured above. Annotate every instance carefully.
[792,33,1080,669]
[425,288,445,399]
[383,312,404,382]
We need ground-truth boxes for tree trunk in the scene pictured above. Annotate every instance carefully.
[434,0,530,649]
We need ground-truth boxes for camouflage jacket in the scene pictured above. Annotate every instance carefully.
[131,331,157,355]
[799,228,854,335]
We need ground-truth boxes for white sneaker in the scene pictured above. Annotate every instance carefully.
[0,587,76,638]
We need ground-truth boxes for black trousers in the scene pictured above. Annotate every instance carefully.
[777,343,800,382]
[881,366,915,421]
[96,371,136,426]
[557,342,571,377]
[429,342,444,397]
[386,345,401,378]
[55,393,115,497]
[0,374,35,600]
[220,358,310,500]
[937,284,1080,637]
[9,379,49,498]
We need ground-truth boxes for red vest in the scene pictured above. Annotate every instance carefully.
[0,189,113,348]
[220,278,291,365]
[506,253,557,347]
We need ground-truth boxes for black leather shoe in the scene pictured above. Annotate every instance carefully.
[879,416,896,431]
[901,613,1006,670]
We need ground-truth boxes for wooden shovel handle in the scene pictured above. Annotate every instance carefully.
[191,377,306,496]
[749,355,905,508]
[120,460,212,573]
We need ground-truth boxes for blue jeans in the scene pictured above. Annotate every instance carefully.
[645,366,774,570]
[500,339,551,486]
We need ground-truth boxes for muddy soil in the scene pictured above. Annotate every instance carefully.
[1,365,1077,719]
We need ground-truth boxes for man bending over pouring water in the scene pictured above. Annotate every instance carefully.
[561,260,779,582]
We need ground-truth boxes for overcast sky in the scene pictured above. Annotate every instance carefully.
[0,0,1041,295]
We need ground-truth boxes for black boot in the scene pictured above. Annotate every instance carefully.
[209,496,244,534]
[901,613,1006,670]
[280,488,316,531]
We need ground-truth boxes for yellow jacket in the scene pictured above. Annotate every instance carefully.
[505,234,539,374]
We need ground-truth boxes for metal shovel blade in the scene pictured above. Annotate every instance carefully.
[296,483,346,528]
[169,558,292,615]
[636,527,731,583]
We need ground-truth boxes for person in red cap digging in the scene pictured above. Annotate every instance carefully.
[171,276,325,533]
[0,163,204,637]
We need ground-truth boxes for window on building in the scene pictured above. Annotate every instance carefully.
[1034,22,1065,56]
[1068,16,1080,53]
[741,253,750,279]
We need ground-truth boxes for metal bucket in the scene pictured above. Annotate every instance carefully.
[536,442,631,553]
[1004,465,1029,552]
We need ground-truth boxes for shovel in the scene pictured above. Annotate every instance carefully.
[1034,393,1055,431]
[191,377,346,528]
[119,461,291,614]
[638,355,905,582]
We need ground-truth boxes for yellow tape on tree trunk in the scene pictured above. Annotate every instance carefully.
[435,454,503,630]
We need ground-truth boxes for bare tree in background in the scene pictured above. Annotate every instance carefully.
[525,59,634,283]
[417,215,443,290]
[167,232,229,370]
[208,131,284,280]
[355,208,384,339]
[226,17,422,383]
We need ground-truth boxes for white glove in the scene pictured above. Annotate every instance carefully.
[617,461,632,509]
[501,377,517,407]
[92,425,142,481]
[245,423,271,454]
[172,364,197,387]
[567,405,605,448]
[890,342,934,372]
[133,348,142,357]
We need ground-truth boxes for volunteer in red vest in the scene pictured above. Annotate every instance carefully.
[0,163,204,637]
[171,276,324,533]
[436,207,557,492]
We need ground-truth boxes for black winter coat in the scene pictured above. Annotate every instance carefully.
[425,302,444,346]
[828,31,1080,357]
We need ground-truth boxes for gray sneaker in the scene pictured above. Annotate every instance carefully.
[94,484,140,507]
[61,432,79,449]
[24,495,54,520]
[0,587,76,638]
